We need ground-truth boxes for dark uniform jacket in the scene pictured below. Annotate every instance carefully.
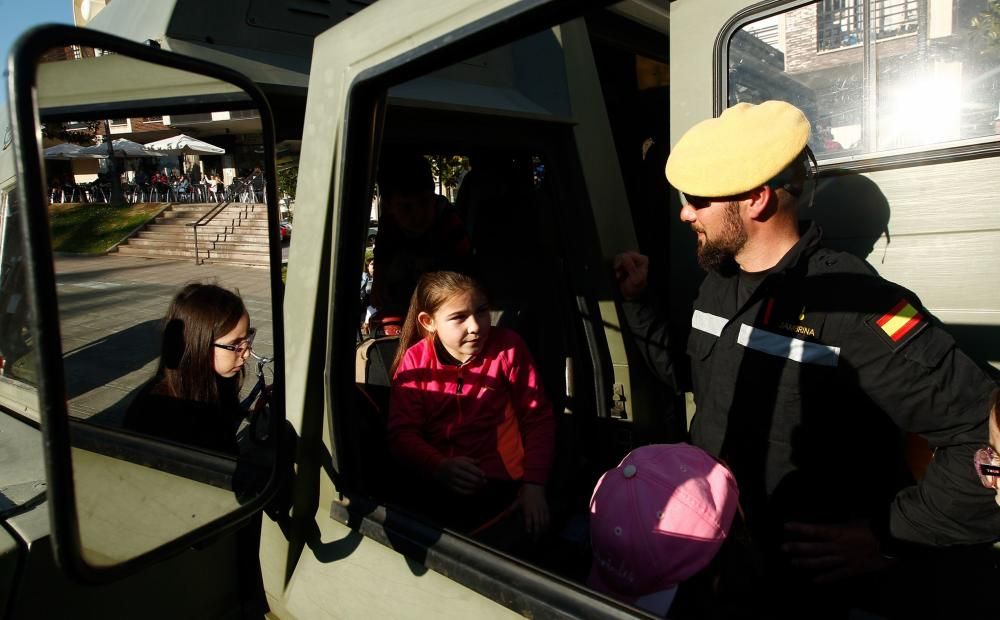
[623,223,1000,550]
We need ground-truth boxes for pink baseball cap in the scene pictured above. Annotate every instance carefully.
[587,443,739,614]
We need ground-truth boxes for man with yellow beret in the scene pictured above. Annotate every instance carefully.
[614,101,999,617]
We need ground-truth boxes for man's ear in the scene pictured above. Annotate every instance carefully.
[417,311,435,333]
[745,185,775,221]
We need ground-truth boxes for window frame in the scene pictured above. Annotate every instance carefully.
[321,1,646,616]
[7,23,286,584]
[714,0,1000,174]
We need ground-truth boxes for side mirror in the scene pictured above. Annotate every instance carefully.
[5,24,285,582]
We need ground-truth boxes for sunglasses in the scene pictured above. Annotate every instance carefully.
[680,191,750,209]
[213,327,256,354]
[973,445,1000,489]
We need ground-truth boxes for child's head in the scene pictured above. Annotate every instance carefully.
[392,271,489,373]
[158,283,250,403]
[588,443,739,616]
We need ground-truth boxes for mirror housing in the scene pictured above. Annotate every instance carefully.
[6,24,285,583]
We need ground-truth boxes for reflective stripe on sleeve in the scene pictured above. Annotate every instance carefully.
[736,323,840,367]
[692,310,727,337]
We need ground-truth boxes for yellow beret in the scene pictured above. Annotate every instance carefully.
[666,100,810,197]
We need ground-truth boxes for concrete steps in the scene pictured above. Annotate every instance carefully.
[114,202,271,267]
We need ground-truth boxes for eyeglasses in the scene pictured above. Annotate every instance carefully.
[213,327,256,354]
[973,445,1000,489]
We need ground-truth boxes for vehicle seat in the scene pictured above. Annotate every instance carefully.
[351,334,401,498]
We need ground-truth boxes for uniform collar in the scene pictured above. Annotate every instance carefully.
[701,222,823,316]
[768,220,822,277]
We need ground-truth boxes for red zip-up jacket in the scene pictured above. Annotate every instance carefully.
[388,327,555,485]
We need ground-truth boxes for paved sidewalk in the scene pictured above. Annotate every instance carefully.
[54,254,278,425]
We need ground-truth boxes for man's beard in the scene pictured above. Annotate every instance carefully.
[696,201,747,272]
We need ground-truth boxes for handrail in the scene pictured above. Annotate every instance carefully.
[186,201,232,265]
[183,181,266,264]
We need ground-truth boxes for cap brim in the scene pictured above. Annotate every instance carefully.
[587,565,677,616]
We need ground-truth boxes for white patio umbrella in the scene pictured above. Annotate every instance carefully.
[43,142,106,160]
[78,138,164,158]
[143,134,226,155]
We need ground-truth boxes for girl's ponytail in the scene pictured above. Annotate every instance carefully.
[390,285,425,377]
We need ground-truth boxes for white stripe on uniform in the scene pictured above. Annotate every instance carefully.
[691,310,728,337]
[736,323,840,367]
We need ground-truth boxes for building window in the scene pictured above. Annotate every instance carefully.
[729,0,1000,161]
[229,109,260,120]
[817,0,920,52]
[167,112,214,124]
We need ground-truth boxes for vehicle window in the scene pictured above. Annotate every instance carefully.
[729,0,1000,161]
[343,18,624,593]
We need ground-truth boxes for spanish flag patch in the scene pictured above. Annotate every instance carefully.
[869,298,927,350]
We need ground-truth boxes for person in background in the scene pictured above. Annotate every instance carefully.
[372,151,471,317]
[250,166,265,202]
[360,258,375,336]
[588,443,739,617]
[388,271,554,543]
[206,174,222,202]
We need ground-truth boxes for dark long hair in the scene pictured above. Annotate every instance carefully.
[992,388,1000,430]
[155,283,247,405]
[390,271,482,377]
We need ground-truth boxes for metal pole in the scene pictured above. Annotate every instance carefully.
[103,120,126,205]
[193,225,200,265]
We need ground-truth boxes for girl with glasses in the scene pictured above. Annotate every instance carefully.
[124,283,255,454]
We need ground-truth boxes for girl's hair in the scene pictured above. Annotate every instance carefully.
[155,283,247,404]
[390,271,483,376]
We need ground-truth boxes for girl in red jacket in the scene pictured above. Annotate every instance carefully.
[388,271,554,539]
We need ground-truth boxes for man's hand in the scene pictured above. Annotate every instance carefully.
[782,521,894,583]
[518,483,550,539]
[613,251,649,301]
[434,457,487,495]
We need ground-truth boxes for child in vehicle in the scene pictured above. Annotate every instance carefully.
[588,443,739,617]
[388,270,555,539]
[124,283,255,454]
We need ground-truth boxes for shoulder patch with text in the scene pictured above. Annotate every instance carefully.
[867,298,927,351]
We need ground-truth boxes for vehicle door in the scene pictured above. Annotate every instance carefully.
[267,0,684,617]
